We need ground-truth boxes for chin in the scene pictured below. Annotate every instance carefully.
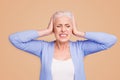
[58,39,69,43]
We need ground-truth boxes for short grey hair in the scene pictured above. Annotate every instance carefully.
[53,11,73,20]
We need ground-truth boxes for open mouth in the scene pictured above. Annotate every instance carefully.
[59,34,68,37]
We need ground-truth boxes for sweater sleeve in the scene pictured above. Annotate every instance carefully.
[79,32,117,56]
[9,30,44,57]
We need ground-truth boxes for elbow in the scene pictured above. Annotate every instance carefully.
[112,35,117,44]
[9,34,14,42]
[104,35,117,49]
[109,35,117,46]
[9,34,17,44]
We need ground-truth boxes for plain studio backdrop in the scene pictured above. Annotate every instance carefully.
[0,0,120,80]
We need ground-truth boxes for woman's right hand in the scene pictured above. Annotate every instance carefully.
[38,16,54,37]
[47,16,54,34]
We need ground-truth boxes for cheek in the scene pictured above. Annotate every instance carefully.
[53,27,60,34]
[67,28,72,34]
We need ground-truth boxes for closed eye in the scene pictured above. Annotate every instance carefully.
[65,24,71,28]
[66,26,70,28]
[56,26,61,27]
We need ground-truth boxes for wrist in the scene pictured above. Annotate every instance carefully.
[73,30,85,38]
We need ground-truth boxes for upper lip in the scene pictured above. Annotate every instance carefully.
[59,33,68,35]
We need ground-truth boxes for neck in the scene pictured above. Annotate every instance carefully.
[55,40,69,50]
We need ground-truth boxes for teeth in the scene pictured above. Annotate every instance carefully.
[60,34,67,37]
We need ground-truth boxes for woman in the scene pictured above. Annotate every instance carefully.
[9,11,117,80]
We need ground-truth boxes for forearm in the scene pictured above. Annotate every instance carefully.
[74,31,117,45]
[37,29,52,37]
[84,32,117,48]
[80,32,117,56]
[9,30,45,57]
[9,30,39,43]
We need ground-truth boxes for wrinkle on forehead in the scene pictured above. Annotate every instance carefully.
[54,16,72,24]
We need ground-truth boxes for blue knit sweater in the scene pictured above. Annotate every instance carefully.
[9,30,117,80]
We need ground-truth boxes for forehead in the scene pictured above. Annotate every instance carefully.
[54,16,72,23]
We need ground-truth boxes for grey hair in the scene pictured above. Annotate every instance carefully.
[53,11,73,20]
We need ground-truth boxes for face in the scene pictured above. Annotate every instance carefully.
[53,16,73,43]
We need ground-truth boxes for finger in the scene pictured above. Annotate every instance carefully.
[48,16,53,28]
[72,15,76,27]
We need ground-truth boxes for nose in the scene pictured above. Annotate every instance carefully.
[61,26,66,32]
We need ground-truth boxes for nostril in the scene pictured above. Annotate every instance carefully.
[62,27,66,31]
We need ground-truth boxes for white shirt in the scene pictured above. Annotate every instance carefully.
[51,58,74,80]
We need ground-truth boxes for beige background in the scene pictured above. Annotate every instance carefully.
[0,0,120,80]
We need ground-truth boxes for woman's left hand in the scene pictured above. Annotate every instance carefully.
[72,16,85,38]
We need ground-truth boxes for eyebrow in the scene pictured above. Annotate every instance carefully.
[65,24,70,26]
[57,24,70,25]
